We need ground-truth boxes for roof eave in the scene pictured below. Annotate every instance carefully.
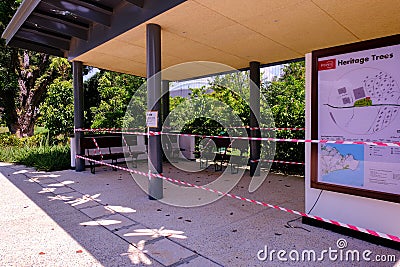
[2,0,41,44]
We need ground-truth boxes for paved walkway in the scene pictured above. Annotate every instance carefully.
[0,162,398,266]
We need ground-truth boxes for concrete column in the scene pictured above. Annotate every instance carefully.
[161,80,170,161]
[147,23,163,200]
[249,61,261,177]
[161,80,170,126]
[73,61,85,172]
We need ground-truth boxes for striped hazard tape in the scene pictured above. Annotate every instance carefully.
[76,127,305,132]
[91,137,103,160]
[75,155,399,243]
[164,126,305,131]
[75,127,145,132]
[158,132,400,147]
[74,128,399,147]
[252,159,305,165]
[76,129,154,136]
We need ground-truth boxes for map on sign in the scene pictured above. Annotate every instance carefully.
[325,68,400,135]
[316,42,400,196]
[320,144,363,187]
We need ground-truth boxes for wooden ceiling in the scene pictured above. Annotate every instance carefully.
[5,0,400,80]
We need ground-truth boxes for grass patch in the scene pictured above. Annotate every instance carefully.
[0,132,71,171]
[0,144,70,171]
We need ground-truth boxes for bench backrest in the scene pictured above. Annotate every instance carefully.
[212,137,232,149]
[80,135,123,150]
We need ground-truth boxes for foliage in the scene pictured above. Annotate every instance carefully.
[39,77,74,136]
[210,72,251,125]
[0,144,70,171]
[90,71,145,128]
[0,132,49,147]
[0,1,72,137]
[168,63,305,175]
[0,132,70,171]
[169,96,185,111]
[0,0,20,132]
[84,71,101,128]
[0,127,9,133]
[262,61,305,175]
[168,72,252,137]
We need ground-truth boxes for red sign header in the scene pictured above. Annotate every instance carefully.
[318,59,336,71]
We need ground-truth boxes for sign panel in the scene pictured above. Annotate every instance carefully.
[311,35,400,203]
[146,111,158,128]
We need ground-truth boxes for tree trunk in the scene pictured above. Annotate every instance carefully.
[11,51,57,137]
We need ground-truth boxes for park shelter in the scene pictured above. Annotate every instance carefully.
[3,0,400,242]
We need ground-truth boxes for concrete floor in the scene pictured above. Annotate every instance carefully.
[0,161,398,267]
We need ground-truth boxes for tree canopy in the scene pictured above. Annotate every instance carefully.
[0,0,72,137]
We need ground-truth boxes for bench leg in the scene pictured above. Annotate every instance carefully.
[200,158,204,169]
[214,161,223,172]
[90,161,95,174]
[200,158,210,169]
[112,159,117,171]
[172,151,179,163]
[230,163,238,174]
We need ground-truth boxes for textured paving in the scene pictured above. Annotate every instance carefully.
[0,162,398,267]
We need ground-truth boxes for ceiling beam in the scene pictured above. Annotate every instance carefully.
[9,38,64,57]
[1,0,41,44]
[67,0,113,14]
[16,28,70,50]
[41,0,112,26]
[22,24,71,41]
[125,0,144,8]
[27,12,88,40]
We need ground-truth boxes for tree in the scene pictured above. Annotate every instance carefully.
[0,0,20,133]
[39,77,74,137]
[262,61,305,174]
[90,71,145,128]
[210,72,251,125]
[0,1,70,137]
[83,71,102,128]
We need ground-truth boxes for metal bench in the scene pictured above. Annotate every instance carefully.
[79,135,145,174]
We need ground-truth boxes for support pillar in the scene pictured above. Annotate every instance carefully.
[249,61,261,177]
[73,61,85,172]
[161,80,170,161]
[147,23,163,200]
[161,80,170,126]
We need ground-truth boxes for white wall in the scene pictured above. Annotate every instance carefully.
[305,53,400,237]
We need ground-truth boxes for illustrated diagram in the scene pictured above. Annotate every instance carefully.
[325,68,400,135]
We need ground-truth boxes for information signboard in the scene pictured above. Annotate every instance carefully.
[311,35,400,203]
[146,111,158,128]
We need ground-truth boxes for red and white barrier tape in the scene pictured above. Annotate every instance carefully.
[75,128,400,147]
[79,129,151,136]
[165,126,305,131]
[75,127,305,132]
[90,136,303,166]
[252,159,305,165]
[75,127,145,132]
[91,137,103,160]
[226,126,305,131]
[75,154,399,243]
[158,132,400,147]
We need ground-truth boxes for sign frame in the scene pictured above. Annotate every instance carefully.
[311,34,400,203]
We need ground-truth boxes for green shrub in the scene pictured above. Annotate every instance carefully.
[0,133,21,147]
[0,144,70,171]
[0,132,71,171]
[0,131,69,147]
